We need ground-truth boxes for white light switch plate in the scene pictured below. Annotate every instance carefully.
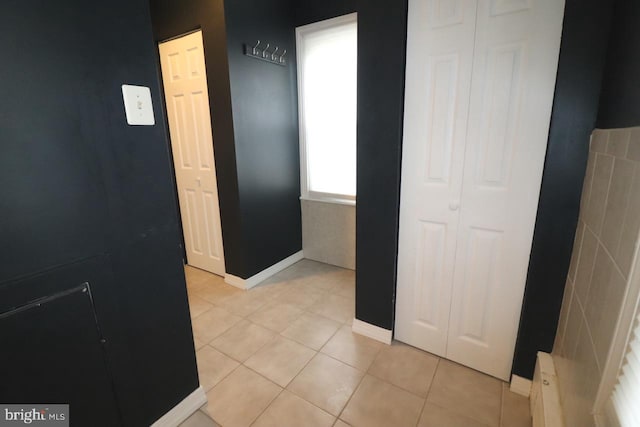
[121,84,155,125]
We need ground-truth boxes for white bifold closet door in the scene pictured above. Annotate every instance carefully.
[395,0,565,380]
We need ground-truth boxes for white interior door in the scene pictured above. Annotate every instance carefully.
[396,0,564,380]
[395,0,478,357]
[159,31,226,276]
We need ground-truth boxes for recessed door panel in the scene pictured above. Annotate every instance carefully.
[159,31,225,276]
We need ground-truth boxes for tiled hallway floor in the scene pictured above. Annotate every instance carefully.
[180,259,531,427]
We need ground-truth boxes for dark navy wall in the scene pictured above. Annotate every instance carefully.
[224,0,302,277]
[150,0,302,279]
[354,0,408,330]
[597,0,640,129]
[295,0,356,26]
[0,0,197,424]
[513,0,615,378]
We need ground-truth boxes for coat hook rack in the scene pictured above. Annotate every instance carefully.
[244,40,287,66]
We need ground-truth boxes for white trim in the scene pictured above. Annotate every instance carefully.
[510,374,532,397]
[352,318,392,345]
[224,251,305,290]
[300,195,356,207]
[150,386,207,427]
[593,229,640,414]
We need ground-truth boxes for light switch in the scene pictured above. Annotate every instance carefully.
[121,84,155,126]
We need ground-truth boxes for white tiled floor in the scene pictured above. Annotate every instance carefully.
[180,259,531,427]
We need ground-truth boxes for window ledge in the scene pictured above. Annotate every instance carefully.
[300,195,356,207]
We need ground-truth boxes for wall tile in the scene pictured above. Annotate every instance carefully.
[626,127,640,161]
[555,127,640,427]
[606,129,630,157]
[615,166,640,277]
[583,154,613,235]
[553,277,574,356]
[580,153,596,213]
[567,221,585,282]
[601,159,635,255]
[574,227,598,306]
[591,129,609,153]
[590,267,626,368]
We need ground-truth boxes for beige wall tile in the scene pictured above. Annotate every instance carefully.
[560,293,583,361]
[302,200,356,270]
[574,227,598,306]
[583,153,613,234]
[627,127,640,161]
[584,245,614,324]
[606,129,630,157]
[589,267,627,368]
[591,129,609,153]
[553,278,574,355]
[615,166,640,276]
[600,159,635,254]
[567,221,585,281]
[580,153,596,213]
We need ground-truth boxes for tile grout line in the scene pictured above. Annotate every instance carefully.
[414,357,441,427]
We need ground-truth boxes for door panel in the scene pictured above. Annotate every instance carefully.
[159,31,225,276]
[396,0,564,380]
[395,0,478,356]
[447,0,564,379]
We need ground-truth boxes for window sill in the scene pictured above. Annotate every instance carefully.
[300,195,356,207]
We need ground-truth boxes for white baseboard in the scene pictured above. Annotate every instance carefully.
[352,318,393,345]
[510,374,532,397]
[150,386,207,427]
[224,251,304,290]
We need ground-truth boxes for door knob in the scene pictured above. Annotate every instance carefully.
[449,201,460,211]
[197,178,201,187]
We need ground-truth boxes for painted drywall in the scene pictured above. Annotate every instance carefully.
[353,0,408,330]
[224,0,303,277]
[597,0,640,129]
[150,0,302,279]
[301,200,356,269]
[0,0,198,424]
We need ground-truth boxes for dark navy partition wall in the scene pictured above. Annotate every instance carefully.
[150,0,302,279]
[0,0,198,424]
[597,0,640,129]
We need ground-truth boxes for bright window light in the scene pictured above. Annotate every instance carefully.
[296,14,357,202]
